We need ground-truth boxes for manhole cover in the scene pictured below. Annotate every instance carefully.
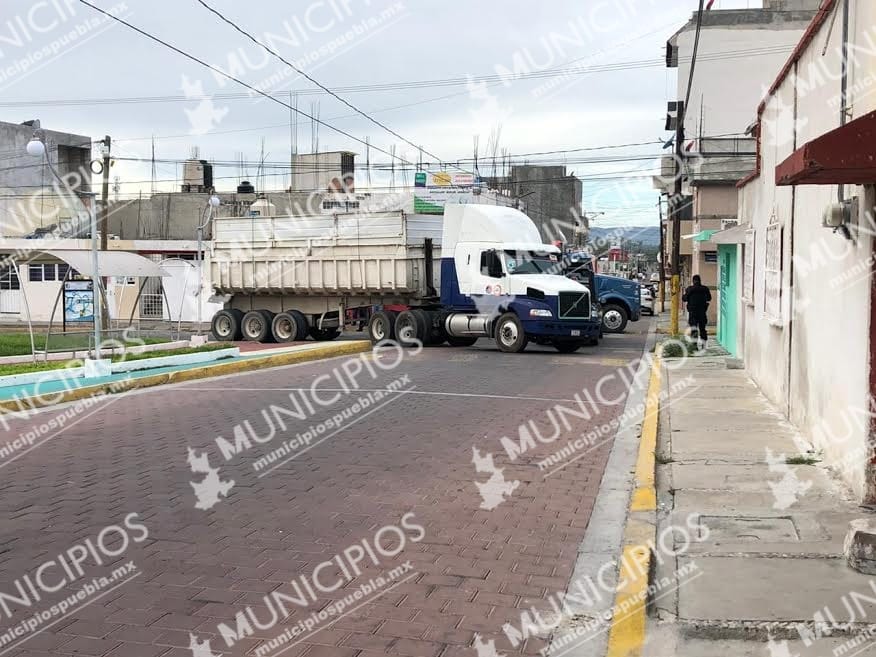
[698,516,799,542]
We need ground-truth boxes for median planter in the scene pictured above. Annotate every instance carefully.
[110,348,239,374]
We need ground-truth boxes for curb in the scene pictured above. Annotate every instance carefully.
[605,354,661,657]
[0,340,373,414]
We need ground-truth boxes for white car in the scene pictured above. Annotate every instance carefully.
[640,285,655,315]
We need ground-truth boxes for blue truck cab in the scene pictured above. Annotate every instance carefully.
[563,252,641,333]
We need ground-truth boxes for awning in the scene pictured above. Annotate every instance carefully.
[776,109,876,186]
[710,225,749,245]
[46,250,169,277]
[682,230,718,242]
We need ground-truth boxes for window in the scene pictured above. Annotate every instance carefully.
[0,267,20,290]
[58,264,70,280]
[44,265,56,281]
[29,265,42,282]
[322,200,343,210]
[28,263,67,282]
[743,229,755,304]
[764,221,782,321]
[479,250,503,278]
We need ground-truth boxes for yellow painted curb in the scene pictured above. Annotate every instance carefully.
[0,340,373,414]
[631,357,661,512]
[605,354,661,657]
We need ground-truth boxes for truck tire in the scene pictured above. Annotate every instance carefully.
[242,310,272,342]
[601,303,628,333]
[271,311,308,342]
[446,336,479,347]
[368,310,397,345]
[211,309,243,341]
[309,328,340,341]
[553,341,584,353]
[494,312,528,353]
[395,310,426,348]
[416,309,444,346]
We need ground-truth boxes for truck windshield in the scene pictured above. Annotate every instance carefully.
[503,250,561,275]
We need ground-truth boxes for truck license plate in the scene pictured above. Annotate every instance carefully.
[571,330,581,337]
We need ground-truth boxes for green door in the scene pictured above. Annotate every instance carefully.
[718,245,738,357]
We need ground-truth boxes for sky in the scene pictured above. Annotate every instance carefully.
[0,0,765,227]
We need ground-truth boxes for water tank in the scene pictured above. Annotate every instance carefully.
[182,159,204,191]
[249,196,276,218]
[237,180,255,194]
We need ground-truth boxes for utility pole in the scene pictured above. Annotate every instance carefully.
[99,135,111,331]
[99,135,111,252]
[670,101,685,336]
[658,195,666,312]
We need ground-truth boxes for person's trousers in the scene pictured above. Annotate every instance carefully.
[688,310,708,342]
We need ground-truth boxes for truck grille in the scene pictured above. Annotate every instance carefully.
[559,291,591,319]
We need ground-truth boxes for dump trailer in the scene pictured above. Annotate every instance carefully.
[209,204,602,353]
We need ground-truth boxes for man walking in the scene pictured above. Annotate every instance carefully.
[682,275,712,351]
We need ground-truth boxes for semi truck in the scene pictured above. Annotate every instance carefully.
[563,251,642,333]
[208,203,602,353]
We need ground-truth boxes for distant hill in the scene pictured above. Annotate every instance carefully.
[588,226,660,248]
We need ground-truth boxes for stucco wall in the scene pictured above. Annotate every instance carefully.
[739,1,876,499]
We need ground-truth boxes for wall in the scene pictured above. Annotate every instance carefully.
[674,11,817,138]
[739,0,876,499]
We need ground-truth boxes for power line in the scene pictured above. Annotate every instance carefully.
[74,0,422,171]
[0,43,795,109]
[194,0,452,172]
[683,0,707,121]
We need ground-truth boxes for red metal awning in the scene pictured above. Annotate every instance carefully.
[776,109,876,186]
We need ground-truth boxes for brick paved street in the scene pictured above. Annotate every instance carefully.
[0,328,648,657]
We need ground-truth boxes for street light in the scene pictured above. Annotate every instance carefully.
[196,193,221,334]
[26,129,102,359]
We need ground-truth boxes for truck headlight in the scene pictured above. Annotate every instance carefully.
[529,308,552,318]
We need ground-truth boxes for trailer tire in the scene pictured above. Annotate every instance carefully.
[309,328,340,341]
[211,309,243,341]
[446,336,479,348]
[272,311,308,342]
[494,312,528,353]
[368,310,397,345]
[553,340,584,353]
[241,310,273,342]
[395,310,426,348]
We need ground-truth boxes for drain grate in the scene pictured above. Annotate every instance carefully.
[698,516,800,542]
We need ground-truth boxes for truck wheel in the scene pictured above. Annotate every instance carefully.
[272,311,307,342]
[601,304,628,333]
[211,309,243,341]
[242,310,272,342]
[368,310,397,345]
[416,309,444,346]
[309,328,340,341]
[494,312,528,353]
[446,336,479,347]
[395,310,426,348]
[553,341,584,353]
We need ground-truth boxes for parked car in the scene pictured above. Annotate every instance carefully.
[640,284,655,315]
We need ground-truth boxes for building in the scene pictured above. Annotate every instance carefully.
[655,1,818,327]
[484,165,583,242]
[735,0,876,502]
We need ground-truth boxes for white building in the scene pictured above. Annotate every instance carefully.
[737,0,876,501]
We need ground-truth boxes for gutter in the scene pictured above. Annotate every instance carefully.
[737,0,839,189]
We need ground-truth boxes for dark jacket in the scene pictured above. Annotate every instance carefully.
[683,283,712,313]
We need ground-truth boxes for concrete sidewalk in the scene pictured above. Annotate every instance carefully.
[646,350,876,657]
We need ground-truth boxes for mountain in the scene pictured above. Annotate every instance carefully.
[587,226,661,248]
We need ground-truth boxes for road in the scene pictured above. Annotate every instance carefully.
[0,323,650,657]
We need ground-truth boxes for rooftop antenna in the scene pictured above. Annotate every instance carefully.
[400,146,409,187]
[150,136,156,194]
[473,135,480,180]
[365,136,372,187]
[290,91,299,191]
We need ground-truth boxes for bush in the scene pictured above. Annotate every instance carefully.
[660,336,690,359]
